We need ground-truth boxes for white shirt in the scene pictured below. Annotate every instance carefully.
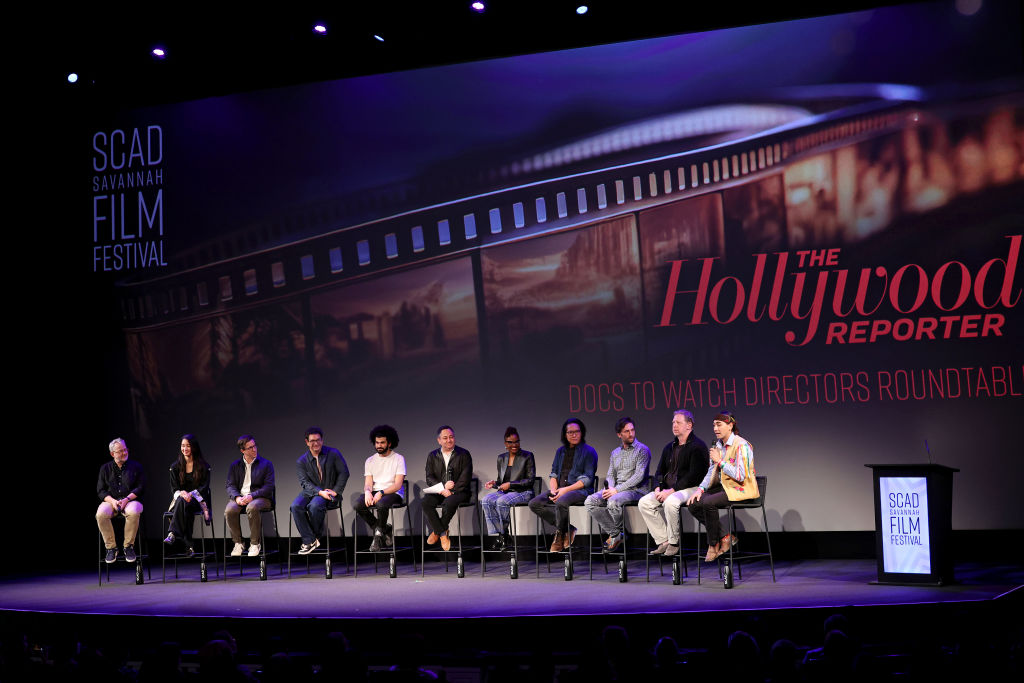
[364,451,407,497]
[241,458,254,497]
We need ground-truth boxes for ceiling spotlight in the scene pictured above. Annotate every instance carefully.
[576,5,589,14]
[152,47,166,58]
[471,2,485,12]
[67,73,79,84]
[313,23,327,34]
[373,34,385,42]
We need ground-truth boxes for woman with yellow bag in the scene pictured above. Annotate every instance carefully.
[686,411,759,562]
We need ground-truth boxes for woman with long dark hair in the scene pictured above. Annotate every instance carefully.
[163,433,212,555]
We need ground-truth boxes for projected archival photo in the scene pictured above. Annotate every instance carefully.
[481,215,643,370]
[310,257,480,386]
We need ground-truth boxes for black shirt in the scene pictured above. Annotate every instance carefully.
[97,459,146,501]
[557,447,576,488]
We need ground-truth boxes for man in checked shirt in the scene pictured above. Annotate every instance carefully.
[584,417,651,551]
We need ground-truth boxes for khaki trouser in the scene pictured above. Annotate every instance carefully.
[96,501,144,549]
[638,487,700,546]
[225,497,272,544]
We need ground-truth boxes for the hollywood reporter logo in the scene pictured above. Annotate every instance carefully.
[656,235,1021,346]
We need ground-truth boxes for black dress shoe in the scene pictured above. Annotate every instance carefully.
[489,535,506,552]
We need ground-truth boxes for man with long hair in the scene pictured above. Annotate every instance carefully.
[528,418,598,551]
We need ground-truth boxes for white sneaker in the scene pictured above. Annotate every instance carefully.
[247,543,261,557]
[231,542,245,556]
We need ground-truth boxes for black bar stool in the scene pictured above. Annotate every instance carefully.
[480,477,541,577]
[221,501,281,581]
[287,503,348,579]
[421,478,479,577]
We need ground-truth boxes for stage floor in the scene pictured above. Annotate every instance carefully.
[2,557,1020,620]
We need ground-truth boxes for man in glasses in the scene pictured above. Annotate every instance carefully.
[528,419,598,551]
[96,438,145,563]
[225,435,276,557]
[291,426,349,555]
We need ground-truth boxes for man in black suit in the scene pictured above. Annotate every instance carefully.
[291,426,349,555]
[422,425,473,551]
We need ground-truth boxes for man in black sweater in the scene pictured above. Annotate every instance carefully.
[637,410,709,557]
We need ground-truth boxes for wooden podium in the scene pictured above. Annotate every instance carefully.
[865,463,959,586]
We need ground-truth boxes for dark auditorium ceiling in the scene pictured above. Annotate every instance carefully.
[50,1,900,108]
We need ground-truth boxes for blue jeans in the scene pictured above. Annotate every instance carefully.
[291,493,333,544]
[584,489,644,536]
[482,489,534,535]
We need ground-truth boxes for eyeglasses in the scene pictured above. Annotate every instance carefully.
[505,440,520,445]
[566,429,582,435]
[243,443,257,451]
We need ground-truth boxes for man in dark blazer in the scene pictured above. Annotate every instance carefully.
[291,426,350,554]
[422,425,473,551]
[225,434,276,557]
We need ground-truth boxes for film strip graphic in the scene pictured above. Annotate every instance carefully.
[116,89,1023,332]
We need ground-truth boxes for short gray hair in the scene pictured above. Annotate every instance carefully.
[673,409,693,425]
[108,438,127,453]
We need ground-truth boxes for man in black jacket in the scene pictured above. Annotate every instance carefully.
[421,425,472,551]
[291,426,349,554]
[637,410,709,557]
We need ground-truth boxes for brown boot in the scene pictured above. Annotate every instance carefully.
[705,543,722,562]
[549,531,564,552]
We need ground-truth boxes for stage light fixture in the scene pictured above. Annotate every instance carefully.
[373,34,385,42]
[67,73,79,83]
[576,5,589,14]
[313,23,327,34]
[152,47,166,58]
[471,2,485,12]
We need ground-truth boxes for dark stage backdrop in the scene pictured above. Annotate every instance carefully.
[74,1,1022,538]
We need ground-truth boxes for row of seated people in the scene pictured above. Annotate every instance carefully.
[96,410,757,564]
